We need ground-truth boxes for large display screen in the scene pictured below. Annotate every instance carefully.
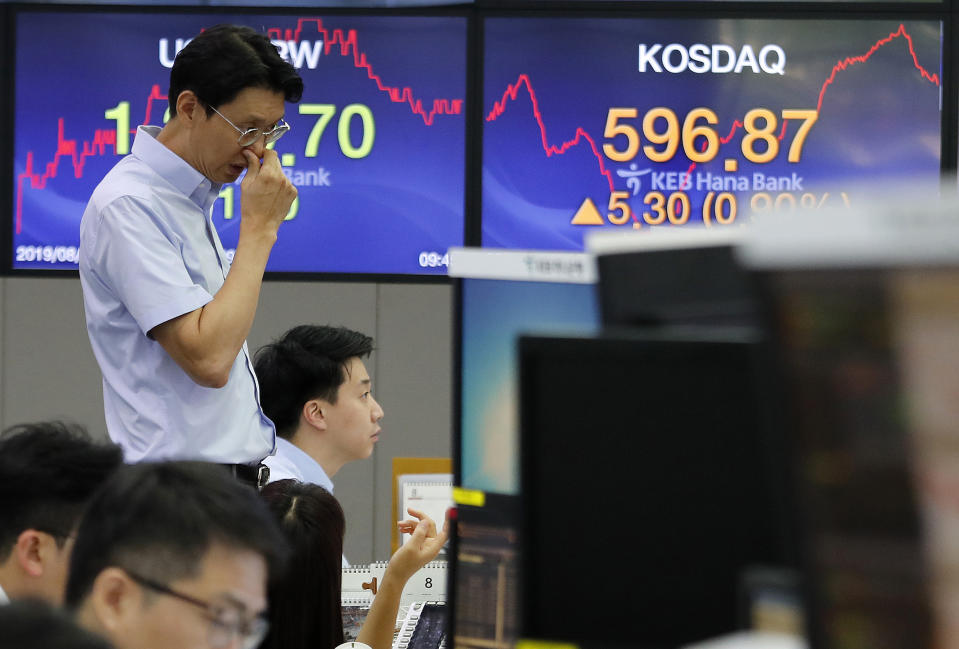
[481,17,943,250]
[12,10,466,273]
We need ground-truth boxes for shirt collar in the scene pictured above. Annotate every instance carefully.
[131,125,222,212]
[0,582,9,605]
[275,437,335,493]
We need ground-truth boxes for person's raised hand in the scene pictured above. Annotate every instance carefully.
[239,149,297,239]
[388,508,449,583]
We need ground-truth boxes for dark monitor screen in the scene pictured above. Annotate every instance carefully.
[518,332,795,649]
[481,16,942,250]
[597,243,758,328]
[11,8,466,274]
[449,492,521,649]
[759,267,957,649]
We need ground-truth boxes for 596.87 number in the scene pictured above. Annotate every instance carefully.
[603,107,818,165]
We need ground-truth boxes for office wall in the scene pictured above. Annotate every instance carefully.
[0,276,453,563]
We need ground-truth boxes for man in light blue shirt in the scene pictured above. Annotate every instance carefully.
[254,325,384,491]
[80,25,302,472]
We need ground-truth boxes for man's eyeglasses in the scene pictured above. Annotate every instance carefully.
[209,105,290,147]
[125,569,269,649]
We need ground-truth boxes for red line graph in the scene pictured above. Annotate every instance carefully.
[16,85,167,234]
[268,18,463,126]
[17,17,462,235]
[487,74,616,192]
[486,23,940,197]
[818,23,938,112]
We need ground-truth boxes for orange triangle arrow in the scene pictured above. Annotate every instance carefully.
[570,197,605,225]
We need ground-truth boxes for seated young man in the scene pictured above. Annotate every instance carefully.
[65,461,288,649]
[0,421,123,605]
[254,325,384,491]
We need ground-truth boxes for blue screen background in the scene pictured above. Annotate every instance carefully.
[482,17,942,249]
[460,278,599,494]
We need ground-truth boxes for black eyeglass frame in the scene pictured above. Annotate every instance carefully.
[124,568,269,649]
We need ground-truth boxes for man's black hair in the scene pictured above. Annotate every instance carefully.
[0,600,114,649]
[254,325,375,439]
[0,421,123,561]
[64,461,289,609]
[168,24,303,117]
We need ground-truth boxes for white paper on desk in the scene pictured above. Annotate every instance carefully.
[397,474,452,547]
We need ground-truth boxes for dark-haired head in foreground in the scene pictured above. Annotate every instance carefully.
[0,599,115,649]
[0,421,123,605]
[67,461,288,649]
[259,479,346,649]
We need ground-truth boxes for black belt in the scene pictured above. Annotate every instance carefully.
[222,463,270,489]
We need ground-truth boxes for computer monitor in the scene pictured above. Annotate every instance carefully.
[588,230,758,329]
[738,197,959,649]
[518,331,795,649]
[448,491,521,649]
[451,248,600,495]
[758,266,953,649]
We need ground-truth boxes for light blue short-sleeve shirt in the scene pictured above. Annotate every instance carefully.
[79,126,275,464]
[264,437,335,493]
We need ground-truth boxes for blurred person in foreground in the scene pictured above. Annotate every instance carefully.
[65,461,288,649]
[0,599,115,649]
